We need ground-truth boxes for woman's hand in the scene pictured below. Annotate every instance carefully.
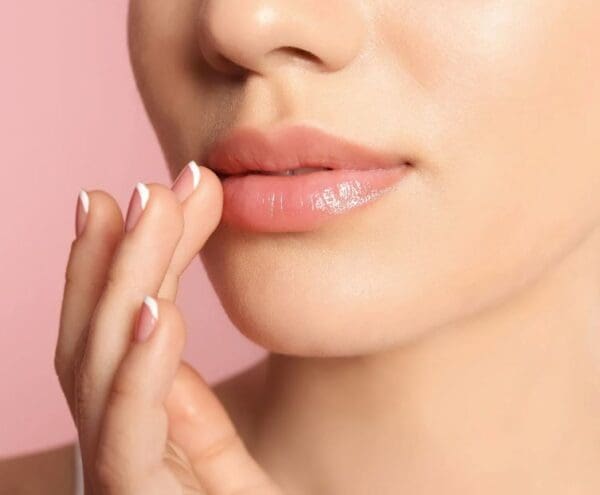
[54,163,281,494]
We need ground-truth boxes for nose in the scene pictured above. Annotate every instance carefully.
[197,0,365,76]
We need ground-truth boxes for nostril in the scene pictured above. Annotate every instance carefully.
[268,46,322,67]
[214,53,248,77]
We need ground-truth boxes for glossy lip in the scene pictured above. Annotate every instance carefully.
[204,124,414,233]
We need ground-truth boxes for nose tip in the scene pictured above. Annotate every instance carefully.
[197,0,365,76]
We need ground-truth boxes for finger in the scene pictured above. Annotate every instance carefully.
[158,162,223,301]
[166,363,282,495]
[76,183,184,468]
[55,190,124,414]
[94,297,185,494]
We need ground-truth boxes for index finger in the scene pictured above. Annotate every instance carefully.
[158,161,224,300]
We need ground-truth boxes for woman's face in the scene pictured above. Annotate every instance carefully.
[128,0,600,355]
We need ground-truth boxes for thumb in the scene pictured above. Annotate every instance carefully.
[166,363,282,495]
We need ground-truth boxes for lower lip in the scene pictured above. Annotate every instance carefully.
[219,166,409,233]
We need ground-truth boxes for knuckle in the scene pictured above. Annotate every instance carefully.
[64,240,80,272]
[64,256,108,296]
[54,361,74,408]
[155,187,185,234]
[194,429,244,464]
[74,357,94,413]
[53,353,73,409]
[228,482,280,495]
[156,297,179,322]
[94,450,127,490]
[159,271,181,298]
[63,262,76,288]
[53,350,67,381]
[104,265,144,298]
[106,364,146,410]
[107,374,135,407]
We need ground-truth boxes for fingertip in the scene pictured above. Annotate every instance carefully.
[65,189,124,283]
[144,295,159,320]
[196,165,224,217]
[110,298,186,406]
[81,190,125,240]
[144,182,184,212]
[172,161,202,202]
[133,297,186,358]
[133,296,159,343]
[75,190,89,237]
[161,164,224,283]
[134,182,185,240]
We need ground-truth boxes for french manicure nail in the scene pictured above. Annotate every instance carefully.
[135,296,158,342]
[125,182,150,232]
[75,190,89,238]
[171,160,201,202]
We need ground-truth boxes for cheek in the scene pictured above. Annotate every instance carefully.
[407,4,599,237]
[435,1,600,256]
[408,0,600,320]
[419,1,600,193]
[388,1,600,179]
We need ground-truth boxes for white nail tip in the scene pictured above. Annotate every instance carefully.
[79,190,90,213]
[136,182,150,209]
[143,296,159,320]
[188,160,201,189]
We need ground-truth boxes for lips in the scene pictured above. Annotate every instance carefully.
[208,124,405,176]
[205,124,413,232]
[254,166,332,176]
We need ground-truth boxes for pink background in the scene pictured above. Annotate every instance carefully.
[0,3,265,457]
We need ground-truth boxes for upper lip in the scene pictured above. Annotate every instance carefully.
[205,124,406,177]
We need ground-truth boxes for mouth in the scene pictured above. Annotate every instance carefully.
[205,124,414,233]
[216,166,335,180]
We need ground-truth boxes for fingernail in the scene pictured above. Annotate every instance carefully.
[135,296,158,342]
[125,182,150,232]
[75,190,89,238]
[171,160,201,202]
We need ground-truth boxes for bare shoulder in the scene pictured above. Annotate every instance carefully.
[211,355,269,447]
[0,443,75,495]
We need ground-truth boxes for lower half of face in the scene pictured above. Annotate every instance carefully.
[129,0,600,356]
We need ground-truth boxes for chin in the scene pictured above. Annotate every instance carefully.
[199,223,445,358]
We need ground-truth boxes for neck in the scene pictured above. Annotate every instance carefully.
[254,230,600,494]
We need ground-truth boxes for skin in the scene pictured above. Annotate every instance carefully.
[60,175,280,494]
[3,0,600,493]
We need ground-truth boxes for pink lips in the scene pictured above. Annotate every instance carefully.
[206,124,412,232]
